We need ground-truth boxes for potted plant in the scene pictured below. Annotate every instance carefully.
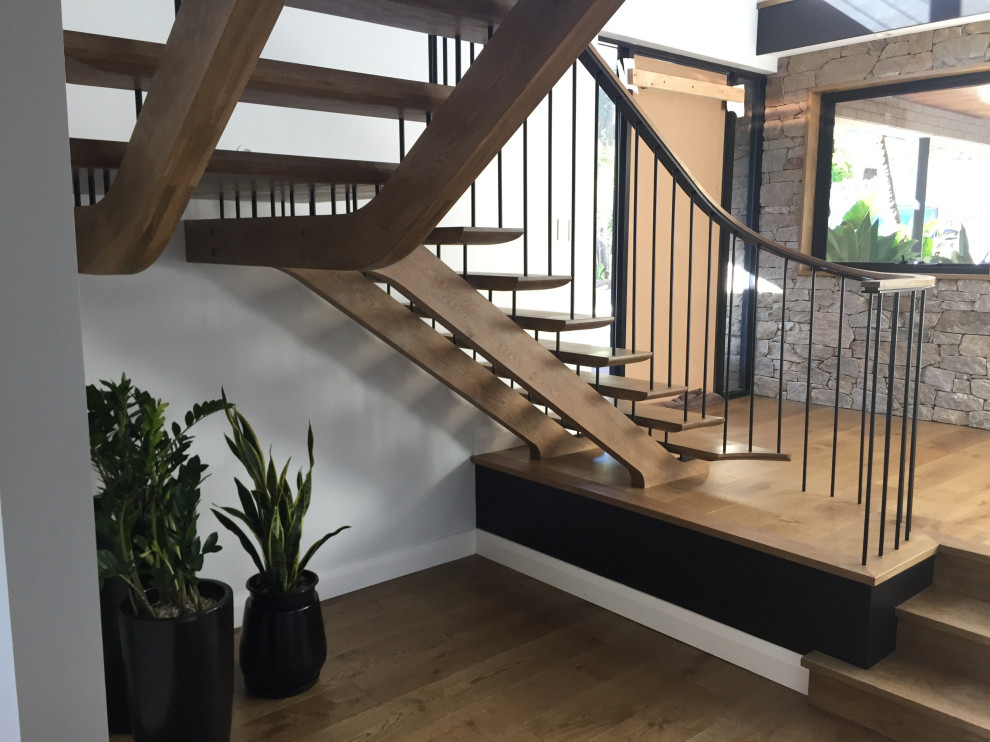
[212,399,349,698]
[89,375,233,742]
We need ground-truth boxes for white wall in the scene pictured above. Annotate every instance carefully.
[603,0,779,73]
[0,1,109,739]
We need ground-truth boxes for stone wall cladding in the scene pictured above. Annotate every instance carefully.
[757,21,990,429]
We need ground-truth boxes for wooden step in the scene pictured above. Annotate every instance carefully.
[619,401,724,434]
[803,651,990,742]
[490,365,684,402]
[427,227,523,245]
[406,303,611,333]
[446,336,651,369]
[64,31,451,122]
[897,588,990,685]
[70,138,396,203]
[935,544,990,602]
[659,440,791,462]
[285,0,515,45]
[461,273,570,292]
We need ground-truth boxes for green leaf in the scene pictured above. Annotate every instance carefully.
[213,509,265,574]
[298,525,350,573]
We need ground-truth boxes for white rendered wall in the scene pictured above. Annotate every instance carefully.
[0,1,109,739]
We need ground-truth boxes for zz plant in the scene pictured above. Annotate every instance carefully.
[212,398,349,593]
[89,375,231,618]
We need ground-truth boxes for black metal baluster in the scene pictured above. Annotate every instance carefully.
[858,292,875,505]
[703,218,714,419]
[879,293,901,557]
[591,88,600,319]
[748,247,759,445]
[830,277,846,497]
[455,36,462,82]
[650,157,658,392]
[330,185,337,215]
[802,268,816,491]
[863,293,884,565]
[252,190,259,218]
[896,291,916,549]
[442,37,448,86]
[631,136,639,359]
[269,190,275,217]
[219,193,225,219]
[73,169,81,207]
[289,186,295,216]
[523,120,529,277]
[685,199,696,424]
[234,190,241,219]
[102,169,111,197]
[308,186,315,217]
[134,86,143,118]
[777,259,789,453]
[569,62,578,320]
[906,291,926,541]
[399,117,406,161]
[87,169,96,206]
[668,181,677,400]
[723,236,737,454]
[548,89,554,275]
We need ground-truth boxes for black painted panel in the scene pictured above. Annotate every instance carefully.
[476,465,933,668]
[757,0,872,55]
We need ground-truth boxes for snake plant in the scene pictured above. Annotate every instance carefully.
[213,396,349,593]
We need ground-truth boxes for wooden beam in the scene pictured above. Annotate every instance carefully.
[629,68,745,103]
[64,31,452,123]
[284,268,593,461]
[74,0,285,274]
[184,0,628,271]
[373,247,692,488]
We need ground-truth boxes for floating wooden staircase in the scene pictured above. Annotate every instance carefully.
[65,0,792,487]
[803,541,990,741]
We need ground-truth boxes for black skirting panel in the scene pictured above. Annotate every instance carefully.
[475,465,933,668]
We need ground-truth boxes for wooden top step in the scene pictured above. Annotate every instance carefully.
[64,31,451,122]
[618,401,724,434]
[70,138,396,203]
[803,651,990,740]
[285,0,515,45]
[461,273,570,292]
[936,543,990,602]
[428,227,523,245]
[660,439,791,462]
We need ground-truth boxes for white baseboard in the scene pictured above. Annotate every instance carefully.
[232,530,477,626]
[476,530,809,694]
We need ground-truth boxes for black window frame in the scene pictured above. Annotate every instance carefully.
[812,70,990,275]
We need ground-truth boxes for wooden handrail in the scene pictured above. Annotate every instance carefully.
[183,0,627,271]
[74,0,285,274]
[579,47,936,294]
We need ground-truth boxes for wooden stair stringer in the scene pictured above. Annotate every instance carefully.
[373,247,690,489]
[183,0,627,271]
[74,0,285,274]
[284,267,593,461]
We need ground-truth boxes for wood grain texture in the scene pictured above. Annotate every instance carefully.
[460,273,571,292]
[105,557,888,742]
[897,589,990,685]
[73,1,285,274]
[285,0,516,45]
[630,68,745,102]
[64,31,452,122]
[183,0,628,271]
[70,138,396,202]
[375,247,690,488]
[284,268,592,460]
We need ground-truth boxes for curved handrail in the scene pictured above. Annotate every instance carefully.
[578,47,935,294]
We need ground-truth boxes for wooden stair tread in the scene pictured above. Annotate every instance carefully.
[461,273,571,291]
[428,227,523,245]
[619,401,724,433]
[285,0,515,45]
[64,31,451,122]
[405,302,611,333]
[898,588,990,645]
[70,138,396,203]
[578,373,686,402]
[936,545,990,602]
[803,651,990,735]
[539,340,652,368]
[660,440,791,462]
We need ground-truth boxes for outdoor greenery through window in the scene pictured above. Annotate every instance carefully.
[816,77,990,271]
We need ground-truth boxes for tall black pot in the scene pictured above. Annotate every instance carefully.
[98,575,131,734]
[119,579,234,742]
[240,570,327,698]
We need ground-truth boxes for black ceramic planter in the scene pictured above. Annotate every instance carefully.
[240,570,327,698]
[99,575,131,734]
[119,579,234,742]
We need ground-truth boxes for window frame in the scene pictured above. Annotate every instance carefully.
[804,69,990,276]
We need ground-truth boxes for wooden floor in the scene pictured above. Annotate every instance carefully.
[475,396,990,584]
[112,557,888,741]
